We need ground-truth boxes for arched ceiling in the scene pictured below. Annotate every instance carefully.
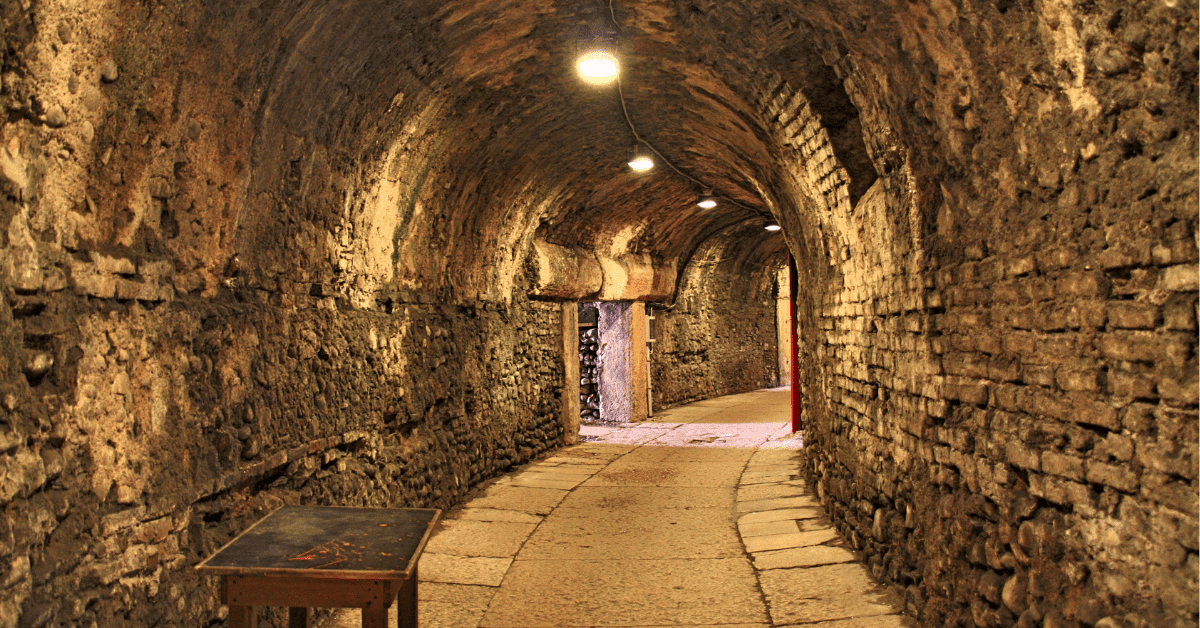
[40,0,1189,305]
[204,0,845,302]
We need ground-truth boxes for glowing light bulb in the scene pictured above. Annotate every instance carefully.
[627,144,654,171]
[765,224,782,231]
[577,51,618,84]
[628,156,654,171]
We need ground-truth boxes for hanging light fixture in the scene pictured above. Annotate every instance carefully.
[577,46,618,83]
[696,189,717,209]
[765,223,782,231]
[576,24,619,85]
[628,144,654,171]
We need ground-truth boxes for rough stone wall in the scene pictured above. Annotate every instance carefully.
[650,225,784,410]
[756,1,1200,627]
[0,2,571,626]
[0,286,566,626]
[597,301,638,422]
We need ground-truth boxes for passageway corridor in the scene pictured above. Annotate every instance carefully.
[0,0,1194,626]
[326,390,907,628]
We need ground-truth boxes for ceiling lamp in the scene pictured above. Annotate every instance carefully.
[628,145,654,171]
[765,224,782,231]
[696,190,717,209]
[577,46,619,84]
[576,23,619,85]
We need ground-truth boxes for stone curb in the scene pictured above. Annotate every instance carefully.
[735,451,915,627]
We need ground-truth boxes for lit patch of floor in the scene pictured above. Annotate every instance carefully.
[647,386,792,424]
[581,421,802,449]
[580,387,802,448]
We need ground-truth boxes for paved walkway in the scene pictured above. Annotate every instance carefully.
[323,389,911,628]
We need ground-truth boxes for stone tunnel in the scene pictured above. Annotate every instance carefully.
[0,0,1195,626]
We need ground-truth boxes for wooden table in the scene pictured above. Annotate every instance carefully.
[197,506,441,628]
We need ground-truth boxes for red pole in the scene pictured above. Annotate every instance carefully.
[789,255,801,433]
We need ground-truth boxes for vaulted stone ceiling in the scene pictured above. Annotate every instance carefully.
[12,0,1193,307]
[41,0,909,307]
[220,0,813,303]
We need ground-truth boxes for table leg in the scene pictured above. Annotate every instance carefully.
[398,566,418,628]
[288,607,311,628]
[229,605,257,628]
[362,600,389,628]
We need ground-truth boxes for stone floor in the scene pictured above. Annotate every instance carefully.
[580,387,803,449]
[322,389,912,628]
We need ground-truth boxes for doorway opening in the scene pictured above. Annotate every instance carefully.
[578,304,601,424]
[577,301,651,426]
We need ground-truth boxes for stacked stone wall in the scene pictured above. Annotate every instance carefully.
[0,0,1194,626]
[804,236,1198,625]
[0,281,566,626]
[802,245,1197,627]
[700,1,1200,625]
[772,3,1200,623]
[650,236,783,411]
[0,1,585,624]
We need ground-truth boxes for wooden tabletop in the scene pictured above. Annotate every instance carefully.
[196,506,441,580]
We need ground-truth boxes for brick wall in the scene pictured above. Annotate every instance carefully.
[799,233,1197,626]
[756,2,1200,625]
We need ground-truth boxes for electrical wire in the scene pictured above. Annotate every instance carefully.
[604,0,765,216]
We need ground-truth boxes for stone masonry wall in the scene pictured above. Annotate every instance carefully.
[0,2,572,625]
[801,224,1198,628]
[0,282,566,627]
[650,228,784,411]
[765,1,1200,626]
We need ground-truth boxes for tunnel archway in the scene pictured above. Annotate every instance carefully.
[0,0,1194,626]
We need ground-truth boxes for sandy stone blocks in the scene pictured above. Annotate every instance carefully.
[741,471,802,484]
[1057,271,1112,298]
[758,563,903,625]
[1108,369,1158,399]
[735,452,906,624]
[424,520,539,558]
[482,558,768,627]
[418,584,497,628]
[738,494,821,513]
[1040,450,1085,482]
[519,504,742,560]
[739,507,827,525]
[1107,301,1161,329]
[1004,441,1041,471]
[737,482,808,502]
[1084,461,1139,492]
[1098,331,1194,364]
[740,519,801,538]
[466,485,568,516]
[752,544,859,571]
[455,508,542,525]
[1028,474,1094,509]
[744,529,840,554]
[506,471,590,490]
[1160,264,1200,292]
[419,554,513,587]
